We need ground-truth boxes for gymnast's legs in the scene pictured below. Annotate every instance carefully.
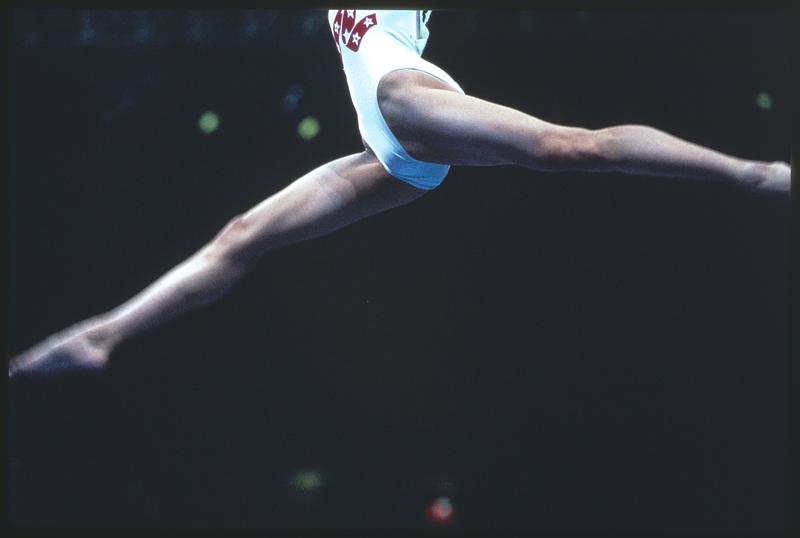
[8,152,424,378]
[377,70,790,193]
[9,71,790,378]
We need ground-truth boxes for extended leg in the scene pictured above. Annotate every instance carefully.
[9,152,424,378]
[378,70,790,193]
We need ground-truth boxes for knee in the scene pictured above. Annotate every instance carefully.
[206,214,258,268]
[532,127,612,172]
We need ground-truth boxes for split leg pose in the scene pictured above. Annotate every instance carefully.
[9,40,790,379]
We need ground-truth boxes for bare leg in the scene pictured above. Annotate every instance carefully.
[378,70,790,193]
[9,152,424,378]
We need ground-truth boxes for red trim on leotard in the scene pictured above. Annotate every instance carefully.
[345,13,377,52]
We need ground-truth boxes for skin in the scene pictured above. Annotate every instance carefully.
[8,69,790,378]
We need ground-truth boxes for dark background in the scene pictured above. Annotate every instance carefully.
[7,9,792,531]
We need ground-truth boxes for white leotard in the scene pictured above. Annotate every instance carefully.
[328,9,464,189]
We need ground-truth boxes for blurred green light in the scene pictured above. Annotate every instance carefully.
[290,469,323,493]
[298,116,320,140]
[755,92,773,111]
[198,110,220,134]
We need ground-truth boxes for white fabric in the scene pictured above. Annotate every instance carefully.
[328,9,465,189]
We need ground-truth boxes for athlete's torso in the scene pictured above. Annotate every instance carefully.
[326,9,463,189]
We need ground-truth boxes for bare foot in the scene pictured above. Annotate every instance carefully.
[742,161,791,195]
[9,321,111,378]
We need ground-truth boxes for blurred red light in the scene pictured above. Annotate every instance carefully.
[426,496,455,526]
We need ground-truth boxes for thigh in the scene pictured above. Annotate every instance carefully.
[378,70,575,168]
[226,152,426,259]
